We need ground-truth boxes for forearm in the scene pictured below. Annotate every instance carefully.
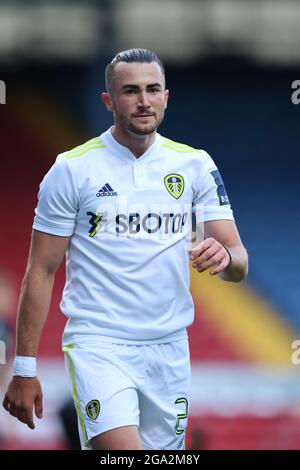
[16,268,55,357]
[219,245,248,282]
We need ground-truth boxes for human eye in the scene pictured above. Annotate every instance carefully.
[124,88,136,95]
[148,87,160,94]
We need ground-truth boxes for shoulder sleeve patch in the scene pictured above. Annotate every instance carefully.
[210,170,230,206]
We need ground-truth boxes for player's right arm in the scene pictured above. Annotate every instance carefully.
[2,229,70,429]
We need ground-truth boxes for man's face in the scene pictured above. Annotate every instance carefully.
[104,61,169,136]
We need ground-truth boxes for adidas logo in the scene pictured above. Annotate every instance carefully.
[96,183,118,197]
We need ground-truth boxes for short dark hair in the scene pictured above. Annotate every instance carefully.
[105,48,165,93]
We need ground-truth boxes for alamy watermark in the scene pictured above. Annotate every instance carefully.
[291,339,300,365]
[0,80,6,104]
[291,80,300,105]
[0,340,6,364]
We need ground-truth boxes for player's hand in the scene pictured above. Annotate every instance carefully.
[2,376,43,429]
[189,238,231,275]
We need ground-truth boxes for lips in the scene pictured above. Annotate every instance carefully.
[133,114,154,117]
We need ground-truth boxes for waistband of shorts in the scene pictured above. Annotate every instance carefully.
[62,328,188,348]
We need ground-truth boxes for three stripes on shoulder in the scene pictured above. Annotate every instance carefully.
[64,135,200,160]
[65,137,105,160]
[162,137,200,153]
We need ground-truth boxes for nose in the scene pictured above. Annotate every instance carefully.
[137,91,151,109]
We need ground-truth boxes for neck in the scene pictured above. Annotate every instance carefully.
[111,124,156,158]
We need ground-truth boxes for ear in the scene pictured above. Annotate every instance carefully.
[101,92,114,112]
[164,89,170,109]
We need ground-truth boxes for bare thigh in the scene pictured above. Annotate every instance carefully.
[90,425,143,450]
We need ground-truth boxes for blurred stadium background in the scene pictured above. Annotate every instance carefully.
[0,0,300,450]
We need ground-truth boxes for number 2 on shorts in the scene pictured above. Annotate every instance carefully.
[174,397,189,435]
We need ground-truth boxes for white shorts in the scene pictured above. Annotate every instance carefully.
[62,339,191,450]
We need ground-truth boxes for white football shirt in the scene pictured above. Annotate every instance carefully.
[33,128,234,345]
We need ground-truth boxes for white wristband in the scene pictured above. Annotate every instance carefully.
[13,356,37,377]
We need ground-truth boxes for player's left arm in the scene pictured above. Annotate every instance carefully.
[189,219,248,282]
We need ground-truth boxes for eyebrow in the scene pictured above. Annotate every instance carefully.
[122,83,163,90]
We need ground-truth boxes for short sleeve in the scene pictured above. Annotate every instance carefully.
[33,156,79,236]
[193,151,234,221]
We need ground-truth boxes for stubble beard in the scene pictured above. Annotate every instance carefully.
[116,109,165,136]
